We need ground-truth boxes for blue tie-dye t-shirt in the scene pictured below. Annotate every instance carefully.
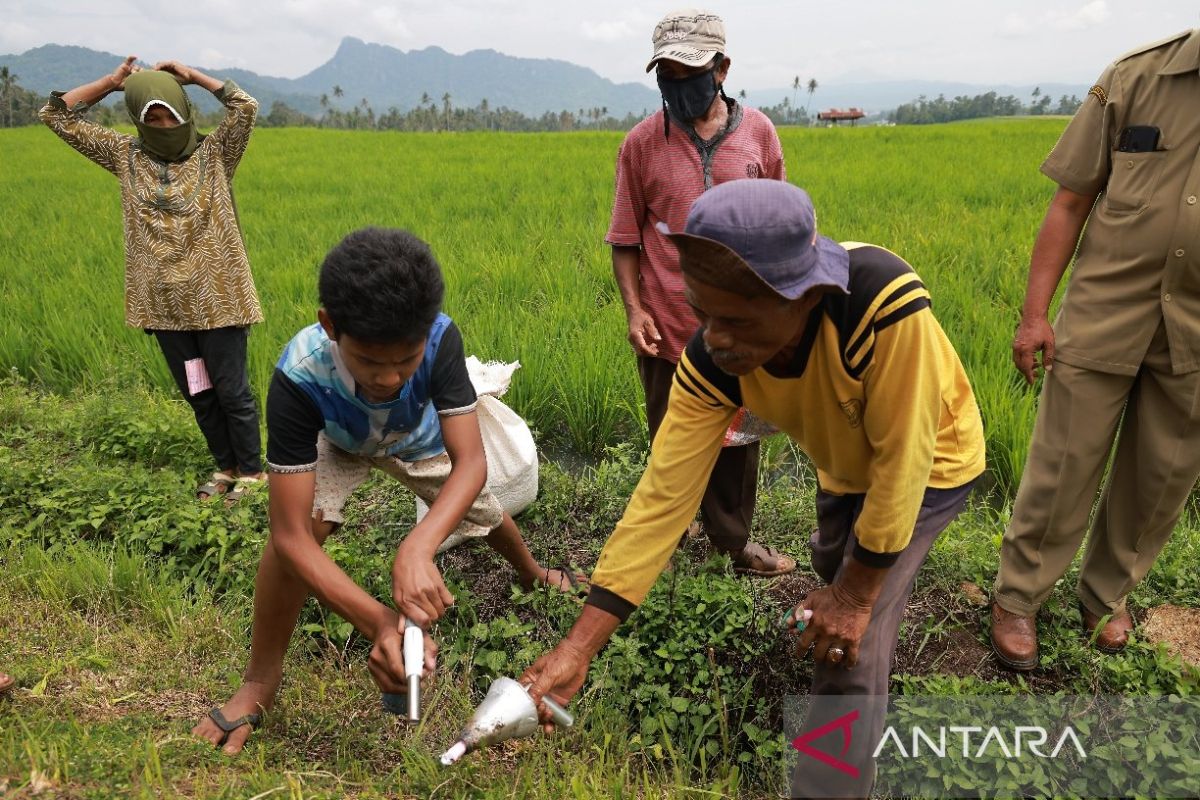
[265,314,477,471]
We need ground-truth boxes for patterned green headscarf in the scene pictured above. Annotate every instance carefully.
[123,70,199,162]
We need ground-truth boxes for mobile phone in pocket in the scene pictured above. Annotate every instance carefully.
[1117,125,1161,153]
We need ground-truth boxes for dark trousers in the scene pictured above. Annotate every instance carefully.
[791,479,976,799]
[637,355,757,552]
[153,326,263,475]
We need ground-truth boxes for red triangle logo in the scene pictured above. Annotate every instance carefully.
[790,709,861,778]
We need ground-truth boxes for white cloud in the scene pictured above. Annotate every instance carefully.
[365,6,414,43]
[0,20,38,54]
[0,0,1186,89]
[999,14,1032,37]
[1051,0,1110,31]
[580,10,655,45]
[580,20,638,43]
[198,47,247,69]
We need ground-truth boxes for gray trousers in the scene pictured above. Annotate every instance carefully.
[791,480,976,799]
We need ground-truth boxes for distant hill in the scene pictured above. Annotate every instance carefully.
[1,41,1089,121]
[292,38,660,118]
[0,39,661,119]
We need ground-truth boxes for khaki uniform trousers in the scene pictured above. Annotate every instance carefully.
[995,321,1200,617]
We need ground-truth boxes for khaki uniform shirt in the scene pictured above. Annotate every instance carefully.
[39,81,263,332]
[1042,29,1200,375]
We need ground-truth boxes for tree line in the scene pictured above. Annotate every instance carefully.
[262,85,646,132]
[0,67,1082,131]
[889,88,1082,125]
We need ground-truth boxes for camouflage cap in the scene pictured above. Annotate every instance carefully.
[646,9,726,73]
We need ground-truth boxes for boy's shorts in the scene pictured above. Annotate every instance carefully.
[313,433,503,538]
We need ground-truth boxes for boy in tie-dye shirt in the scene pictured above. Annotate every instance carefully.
[192,227,574,754]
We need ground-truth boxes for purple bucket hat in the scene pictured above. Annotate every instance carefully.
[658,180,850,300]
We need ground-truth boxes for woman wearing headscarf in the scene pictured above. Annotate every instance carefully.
[40,57,266,503]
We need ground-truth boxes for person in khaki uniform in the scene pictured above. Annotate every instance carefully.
[991,28,1200,670]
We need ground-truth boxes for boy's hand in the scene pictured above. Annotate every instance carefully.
[369,610,437,692]
[392,542,455,627]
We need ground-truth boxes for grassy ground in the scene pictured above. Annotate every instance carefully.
[1,543,742,799]
[1,378,1198,798]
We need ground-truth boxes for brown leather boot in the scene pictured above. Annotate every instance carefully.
[990,602,1038,671]
[1080,604,1133,653]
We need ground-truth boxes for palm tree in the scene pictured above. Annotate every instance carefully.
[792,75,801,111]
[805,78,819,116]
[333,84,344,100]
[442,92,451,131]
[0,67,18,127]
[738,88,747,102]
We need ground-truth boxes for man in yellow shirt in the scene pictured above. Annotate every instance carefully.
[522,180,985,797]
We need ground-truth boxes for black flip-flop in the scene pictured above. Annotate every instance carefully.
[208,707,263,747]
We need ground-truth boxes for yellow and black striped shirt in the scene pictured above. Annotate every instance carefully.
[587,243,986,620]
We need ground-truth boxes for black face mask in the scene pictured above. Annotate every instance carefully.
[657,63,721,123]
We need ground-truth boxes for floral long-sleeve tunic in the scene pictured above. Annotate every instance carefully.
[39,81,264,331]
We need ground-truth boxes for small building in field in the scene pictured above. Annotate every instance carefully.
[816,107,866,126]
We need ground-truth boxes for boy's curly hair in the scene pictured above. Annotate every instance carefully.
[318,227,445,343]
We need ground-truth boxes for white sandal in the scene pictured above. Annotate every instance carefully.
[224,475,267,506]
[197,471,237,500]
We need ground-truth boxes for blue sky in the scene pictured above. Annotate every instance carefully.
[1,0,1194,89]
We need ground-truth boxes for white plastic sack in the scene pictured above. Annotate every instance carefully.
[417,358,539,552]
[463,355,520,398]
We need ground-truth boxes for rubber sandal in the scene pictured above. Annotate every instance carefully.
[730,541,797,577]
[208,707,263,748]
[224,475,267,506]
[197,471,236,501]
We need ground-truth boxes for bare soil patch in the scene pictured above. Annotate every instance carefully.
[1141,604,1200,667]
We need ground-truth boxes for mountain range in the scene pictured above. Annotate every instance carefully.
[1,38,1088,119]
[0,38,661,118]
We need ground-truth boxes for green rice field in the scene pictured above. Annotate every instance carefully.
[0,119,1068,492]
